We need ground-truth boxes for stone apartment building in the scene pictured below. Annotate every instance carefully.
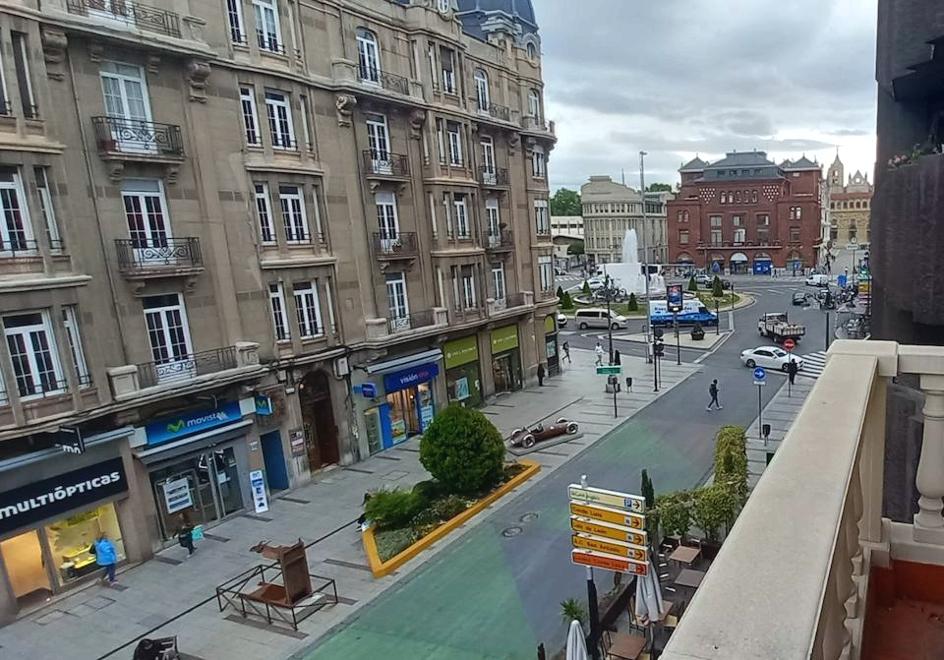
[580,175,668,265]
[826,153,873,250]
[0,0,556,620]
[666,151,823,275]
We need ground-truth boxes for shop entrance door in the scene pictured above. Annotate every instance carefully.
[0,531,52,608]
[152,467,216,539]
[300,371,339,470]
[261,431,289,491]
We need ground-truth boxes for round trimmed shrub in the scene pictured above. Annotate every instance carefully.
[420,404,505,494]
[364,488,423,529]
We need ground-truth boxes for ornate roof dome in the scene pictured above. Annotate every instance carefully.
[456,0,539,41]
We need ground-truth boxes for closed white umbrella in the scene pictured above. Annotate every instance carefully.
[634,559,665,625]
[565,619,589,660]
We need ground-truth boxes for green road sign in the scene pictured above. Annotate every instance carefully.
[596,365,622,375]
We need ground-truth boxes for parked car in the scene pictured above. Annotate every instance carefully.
[575,308,629,330]
[740,346,804,372]
[508,418,579,448]
[694,273,712,286]
[792,292,808,306]
[586,276,606,290]
[805,274,829,287]
[557,312,568,327]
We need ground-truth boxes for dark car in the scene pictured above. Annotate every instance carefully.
[792,292,808,306]
[508,418,579,448]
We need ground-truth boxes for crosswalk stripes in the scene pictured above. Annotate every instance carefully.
[798,350,828,379]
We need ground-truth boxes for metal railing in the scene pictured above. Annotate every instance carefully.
[138,345,238,389]
[256,32,286,54]
[372,231,418,258]
[483,229,514,251]
[0,101,11,117]
[387,310,436,334]
[362,150,410,177]
[477,100,511,122]
[92,116,184,157]
[115,237,202,272]
[16,376,68,400]
[478,166,509,187]
[358,66,410,95]
[66,0,181,38]
[216,564,338,631]
[0,238,39,258]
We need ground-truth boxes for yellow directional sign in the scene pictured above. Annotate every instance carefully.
[569,502,646,530]
[570,516,647,546]
[571,534,647,561]
[571,549,648,576]
[568,484,646,513]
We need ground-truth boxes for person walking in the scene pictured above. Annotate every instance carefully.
[537,363,545,386]
[594,342,604,367]
[562,341,571,364]
[177,517,196,556]
[92,532,118,585]
[706,379,722,411]
[787,358,798,386]
[357,492,372,531]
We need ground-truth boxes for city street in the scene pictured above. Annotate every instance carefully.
[302,279,830,658]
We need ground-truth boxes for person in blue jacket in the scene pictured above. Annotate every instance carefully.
[92,532,118,584]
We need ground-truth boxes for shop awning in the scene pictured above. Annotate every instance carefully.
[135,419,253,466]
[365,348,443,375]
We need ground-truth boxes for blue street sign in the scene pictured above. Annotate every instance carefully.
[753,367,766,381]
[361,382,377,398]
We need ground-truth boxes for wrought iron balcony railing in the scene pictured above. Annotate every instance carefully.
[362,150,410,177]
[138,346,238,389]
[92,116,184,158]
[358,66,410,95]
[372,232,418,258]
[478,166,509,187]
[483,229,514,251]
[387,310,436,334]
[115,237,202,272]
[66,0,181,38]
[0,238,39,258]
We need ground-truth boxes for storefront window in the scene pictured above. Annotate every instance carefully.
[446,362,482,407]
[45,504,124,584]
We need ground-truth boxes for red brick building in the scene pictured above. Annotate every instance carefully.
[667,151,823,274]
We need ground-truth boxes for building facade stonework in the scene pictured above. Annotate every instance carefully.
[580,175,669,265]
[826,153,873,249]
[0,0,556,620]
[666,152,822,274]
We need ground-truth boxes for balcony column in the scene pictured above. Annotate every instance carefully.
[844,462,864,652]
[815,563,847,660]
[914,374,944,542]
[859,377,887,546]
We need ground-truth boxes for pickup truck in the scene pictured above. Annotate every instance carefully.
[758,312,806,343]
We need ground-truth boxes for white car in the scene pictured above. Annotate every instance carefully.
[805,274,829,287]
[740,346,804,372]
[586,277,606,290]
[557,312,567,327]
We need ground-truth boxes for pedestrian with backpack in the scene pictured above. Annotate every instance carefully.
[706,379,722,411]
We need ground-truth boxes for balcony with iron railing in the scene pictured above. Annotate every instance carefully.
[92,117,184,161]
[372,232,418,260]
[387,310,436,335]
[136,346,237,389]
[662,340,944,660]
[358,66,410,96]
[0,238,40,259]
[115,237,203,277]
[476,99,511,122]
[483,229,514,252]
[66,0,181,38]
[478,166,510,187]
[487,291,533,317]
[362,150,410,178]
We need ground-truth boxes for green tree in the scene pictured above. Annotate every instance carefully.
[627,292,638,312]
[646,183,673,193]
[419,405,505,495]
[688,275,698,292]
[582,281,592,297]
[655,491,692,539]
[691,484,739,542]
[567,241,585,256]
[560,290,574,309]
[712,275,724,298]
[557,285,565,302]
[550,188,581,216]
[714,426,748,501]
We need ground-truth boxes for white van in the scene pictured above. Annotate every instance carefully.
[574,308,629,330]
[805,274,829,287]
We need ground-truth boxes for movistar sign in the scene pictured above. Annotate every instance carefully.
[145,401,243,446]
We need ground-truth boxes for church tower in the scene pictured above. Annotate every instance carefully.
[827,152,844,193]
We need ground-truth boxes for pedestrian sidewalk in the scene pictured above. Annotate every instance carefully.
[745,376,816,488]
[0,349,696,660]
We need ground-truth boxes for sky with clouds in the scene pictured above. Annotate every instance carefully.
[535,0,878,192]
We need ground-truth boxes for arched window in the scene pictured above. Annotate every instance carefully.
[526,42,537,60]
[356,28,380,83]
[474,69,489,111]
[437,0,450,13]
[528,89,541,124]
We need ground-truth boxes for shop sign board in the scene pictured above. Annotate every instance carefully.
[490,324,520,354]
[360,382,377,398]
[289,429,306,457]
[254,395,274,416]
[444,336,479,369]
[569,516,647,546]
[595,365,622,376]
[454,377,470,400]
[569,502,645,529]
[249,469,268,514]
[571,549,648,576]
[571,534,648,561]
[162,478,193,514]
[545,314,556,334]
[382,363,439,392]
[666,284,684,313]
[145,401,243,447]
[0,457,128,535]
[51,426,85,455]
[569,484,646,513]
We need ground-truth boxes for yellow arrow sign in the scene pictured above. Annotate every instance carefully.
[568,484,646,513]
[569,502,646,530]
[570,516,647,546]
[571,534,648,561]
[571,549,648,576]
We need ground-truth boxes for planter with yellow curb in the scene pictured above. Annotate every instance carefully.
[362,459,541,578]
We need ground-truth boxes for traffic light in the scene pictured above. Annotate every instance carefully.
[653,334,665,358]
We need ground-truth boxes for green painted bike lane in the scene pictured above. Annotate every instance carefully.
[304,415,715,659]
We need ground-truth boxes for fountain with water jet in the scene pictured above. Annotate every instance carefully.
[600,229,665,296]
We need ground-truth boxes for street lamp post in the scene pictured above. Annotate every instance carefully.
[640,151,652,372]
[715,299,720,335]
[605,273,614,365]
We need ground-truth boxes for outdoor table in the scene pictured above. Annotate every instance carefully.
[668,545,700,567]
[605,632,647,660]
[674,568,706,589]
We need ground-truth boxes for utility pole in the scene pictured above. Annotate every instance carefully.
[640,151,652,372]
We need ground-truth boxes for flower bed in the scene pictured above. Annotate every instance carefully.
[363,460,538,577]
